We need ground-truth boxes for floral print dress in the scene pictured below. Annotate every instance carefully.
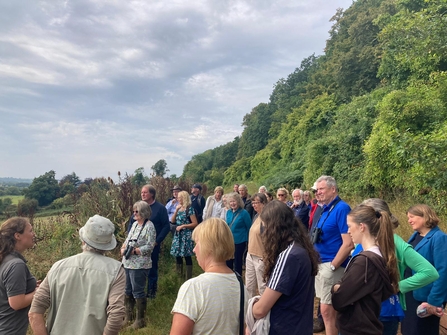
[170,206,195,257]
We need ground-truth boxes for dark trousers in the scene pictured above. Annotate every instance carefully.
[226,242,247,275]
[147,244,160,296]
[401,291,441,335]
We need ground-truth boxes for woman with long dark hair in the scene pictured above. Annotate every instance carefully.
[332,205,399,335]
[249,200,320,335]
[0,217,37,335]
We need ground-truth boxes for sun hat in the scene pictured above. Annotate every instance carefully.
[171,185,182,191]
[79,215,117,251]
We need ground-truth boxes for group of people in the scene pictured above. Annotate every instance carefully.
[1,176,446,335]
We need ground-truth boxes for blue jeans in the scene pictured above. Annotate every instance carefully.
[147,244,160,296]
[125,268,147,299]
[226,242,247,275]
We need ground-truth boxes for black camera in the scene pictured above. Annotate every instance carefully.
[310,227,323,244]
[124,239,137,260]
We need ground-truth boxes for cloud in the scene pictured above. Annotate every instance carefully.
[0,0,353,180]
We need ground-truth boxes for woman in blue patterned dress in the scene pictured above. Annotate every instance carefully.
[170,190,198,280]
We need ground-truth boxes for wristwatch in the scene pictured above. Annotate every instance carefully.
[330,263,336,271]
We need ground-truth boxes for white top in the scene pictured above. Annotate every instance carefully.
[172,272,248,334]
[211,200,223,218]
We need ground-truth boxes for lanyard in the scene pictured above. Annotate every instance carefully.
[315,198,341,231]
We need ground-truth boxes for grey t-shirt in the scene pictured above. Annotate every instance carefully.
[0,252,36,335]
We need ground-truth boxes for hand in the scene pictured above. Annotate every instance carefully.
[176,204,182,211]
[176,226,183,232]
[332,284,340,293]
[421,302,444,317]
[36,280,42,288]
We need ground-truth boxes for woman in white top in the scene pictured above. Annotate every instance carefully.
[170,217,248,335]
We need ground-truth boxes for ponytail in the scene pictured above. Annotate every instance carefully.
[348,205,399,293]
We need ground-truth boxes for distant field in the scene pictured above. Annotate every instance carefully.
[0,195,24,205]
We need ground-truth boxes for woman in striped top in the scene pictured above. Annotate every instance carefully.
[250,200,320,335]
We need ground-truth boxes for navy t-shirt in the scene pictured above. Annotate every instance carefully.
[268,242,315,335]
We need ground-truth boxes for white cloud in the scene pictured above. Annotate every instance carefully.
[0,0,353,180]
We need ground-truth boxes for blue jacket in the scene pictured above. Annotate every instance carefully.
[408,226,447,306]
[226,208,252,244]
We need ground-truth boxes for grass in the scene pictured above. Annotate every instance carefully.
[25,215,202,334]
[0,195,24,205]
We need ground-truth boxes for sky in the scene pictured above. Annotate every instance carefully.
[0,0,353,181]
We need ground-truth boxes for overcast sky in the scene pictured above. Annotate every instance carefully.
[0,0,352,181]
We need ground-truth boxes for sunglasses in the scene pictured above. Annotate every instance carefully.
[277,194,286,197]
[133,210,139,214]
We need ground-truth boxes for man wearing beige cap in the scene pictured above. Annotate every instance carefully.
[29,215,125,335]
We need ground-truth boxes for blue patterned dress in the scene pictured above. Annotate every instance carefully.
[170,206,195,257]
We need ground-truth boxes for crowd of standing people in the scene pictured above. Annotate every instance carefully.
[0,176,446,335]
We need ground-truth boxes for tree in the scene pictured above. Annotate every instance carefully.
[24,170,60,207]
[131,167,147,186]
[151,159,168,177]
[59,172,81,197]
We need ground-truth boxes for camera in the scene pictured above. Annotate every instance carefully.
[310,227,323,244]
[124,239,137,260]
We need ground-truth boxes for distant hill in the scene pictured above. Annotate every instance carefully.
[0,177,32,186]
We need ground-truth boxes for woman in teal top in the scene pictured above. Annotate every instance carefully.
[225,192,252,275]
[352,199,438,335]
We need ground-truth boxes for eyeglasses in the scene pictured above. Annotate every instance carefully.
[252,201,260,205]
[277,194,286,197]
[133,210,139,214]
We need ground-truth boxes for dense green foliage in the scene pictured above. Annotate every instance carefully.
[181,0,447,212]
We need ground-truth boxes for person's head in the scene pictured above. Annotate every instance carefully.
[191,184,202,196]
[0,217,34,260]
[276,187,289,202]
[303,190,312,204]
[214,186,224,201]
[347,205,398,292]
[178,191,192,207]
[172,185,182,199]
[192,218,234,269]
[292,189,303,203]
[361,198,399,230]
[238,184,248,198]
[133,200,152,221]
[251,193,268,214]
[233,184,239,193]
[407,204,440,233]
[265,192,274,202]
[315,176,338,205]
[141,184,156,203]
[260,200,319,281]
[258,186,267,194]
[79,215,117,254]
[222,194,229,209]
[227,192,244,211]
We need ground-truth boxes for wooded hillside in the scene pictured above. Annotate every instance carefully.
[181,0,447,208]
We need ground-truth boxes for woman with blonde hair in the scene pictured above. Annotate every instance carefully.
[170,218,247,335]
[225,192,252,275]
[401,204,447,335]
[276,187,292,206]
[332,205,399,335]
[203,186,224,220]
[170,190,198,280]
[0,217,37,335]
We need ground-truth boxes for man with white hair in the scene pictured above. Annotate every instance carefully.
[310,176,353,335]
[290,189,309,229]
[29,215,125,335]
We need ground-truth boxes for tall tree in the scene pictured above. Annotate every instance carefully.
[151,159,168,177]
[24,170,60,206]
